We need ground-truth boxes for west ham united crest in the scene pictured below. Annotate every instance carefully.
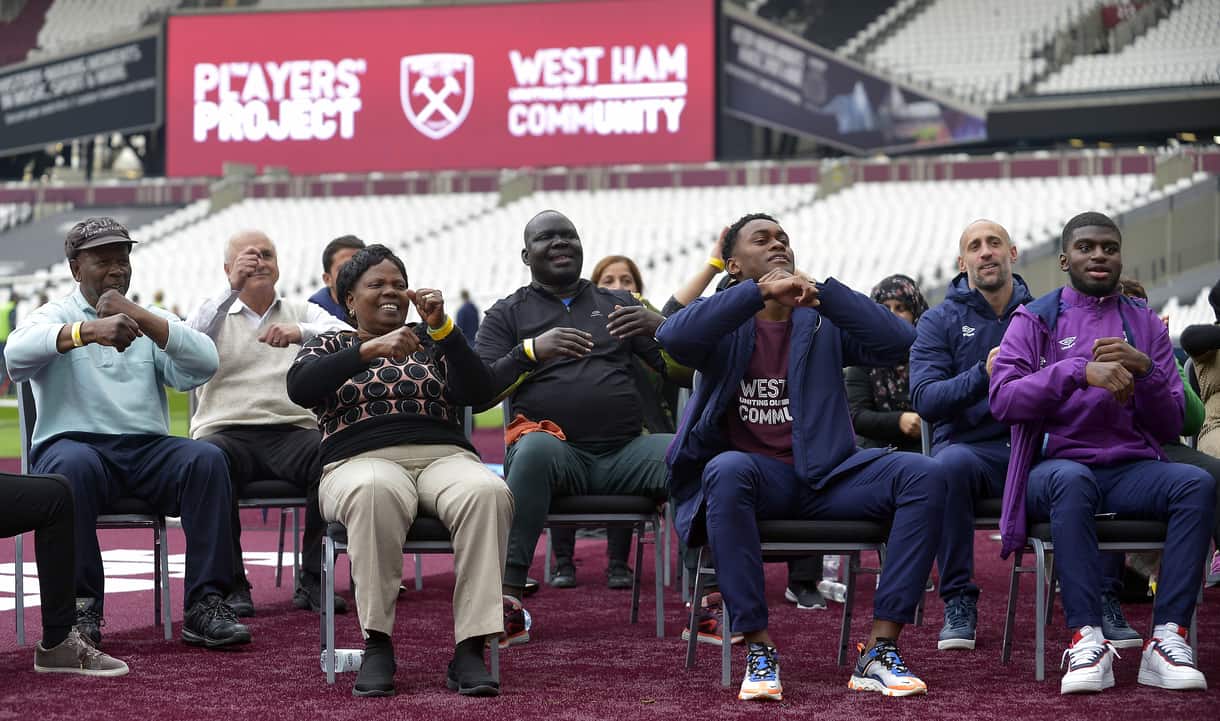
[399,53,474,140]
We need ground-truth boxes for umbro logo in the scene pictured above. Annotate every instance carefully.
[1058,336,1077,350]
[961,325,976,337]
[591,310,603,318]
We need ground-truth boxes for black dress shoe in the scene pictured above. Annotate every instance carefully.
[523,577,541,597]
[224,586,255,617]
[182,594,253,648]
[294,571,348,614]
[353,633,396,697]
[75,597,104,647]
[446,659,500,697]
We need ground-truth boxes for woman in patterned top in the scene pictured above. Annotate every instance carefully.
[287,245,512,699]
[843,274,928,453]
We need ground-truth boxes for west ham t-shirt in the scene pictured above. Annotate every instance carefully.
[725,318,794,463]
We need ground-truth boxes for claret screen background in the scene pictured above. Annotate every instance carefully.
[165,0,715,176]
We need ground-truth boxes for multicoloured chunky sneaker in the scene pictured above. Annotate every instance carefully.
[681,592,744,646]
[938,592,978,651]
[1060,625,1119,695]
[848,638,928,696]
[738,642,782,701]
[1101,593,1142,649]
[499,595,531,648]
[1137,623,1207,691]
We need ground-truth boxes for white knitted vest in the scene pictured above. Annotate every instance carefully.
[190,299,316,439]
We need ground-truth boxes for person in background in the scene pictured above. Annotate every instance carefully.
[845,274,927,453]
[1167,277,1220,586]
[0,290,17,395]
[288,244,510,698]
[456,289,480,345]
[186,229,351,617]
[308,235,366,319]
[0,472,128,676]
[990,211,1212,694]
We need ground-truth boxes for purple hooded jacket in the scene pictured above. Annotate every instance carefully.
[988,285,1184,558]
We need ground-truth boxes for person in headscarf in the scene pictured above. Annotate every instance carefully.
[844,274,929,452]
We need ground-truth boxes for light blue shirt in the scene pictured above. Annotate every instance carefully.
[4,289,219,452]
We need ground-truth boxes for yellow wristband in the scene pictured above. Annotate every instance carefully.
[523,338,536,362]
[426,315,455,341]
[71,321,84,348]
[708,257,725,272]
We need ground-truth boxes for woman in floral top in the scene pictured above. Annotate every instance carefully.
[288,244,512,699]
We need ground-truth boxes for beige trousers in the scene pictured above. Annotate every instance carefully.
[319,444,513,644]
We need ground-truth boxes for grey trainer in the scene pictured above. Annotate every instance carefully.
[34,628,129,677]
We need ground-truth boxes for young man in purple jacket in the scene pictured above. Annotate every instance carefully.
[657,213,946,701]
[990,211,1214,695]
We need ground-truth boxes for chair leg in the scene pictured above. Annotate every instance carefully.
[14,533,25,646]
[653,518,664,638]
[292,507,301,585]
[1045,554,1056,627]
[414,554,424,591]
[1001,550,1022,664]
[630,523,644,624]
[721,598,732,688]
[685,547,707,669]
[663,503,673,587]
[544,528,553,584]
[159,522,172,640]
[153,527,162,628]
[1033,539,1048,681]
[323,536,336,684]
[275,509,287,588]
[681,561,691,605]
[838,551,859,666]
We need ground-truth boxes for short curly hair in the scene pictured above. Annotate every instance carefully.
[334,244,408,325]
[722,212,778,262]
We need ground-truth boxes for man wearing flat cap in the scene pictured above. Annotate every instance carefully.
[4,217,253,649]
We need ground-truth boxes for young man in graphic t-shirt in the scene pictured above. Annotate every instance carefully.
[657,213,946,701]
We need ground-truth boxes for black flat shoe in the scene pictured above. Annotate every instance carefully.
[353,634,396,697]
[446,660,500,697]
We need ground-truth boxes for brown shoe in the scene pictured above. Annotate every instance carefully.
[34,628,129,677]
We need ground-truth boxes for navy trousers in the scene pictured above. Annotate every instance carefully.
[1026,458,1215,628]
[702,450,945,633]
[934,440,1009,601]
[33,433,235,612]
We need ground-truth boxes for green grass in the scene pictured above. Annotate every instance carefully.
[0,389,501,459]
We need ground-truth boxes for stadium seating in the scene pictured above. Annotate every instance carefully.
[862,0,1099,104]
[27,0,173,60]
[1035,0,1220,94]
[1164,287,1215,342]
[21,172,1176,318]
[0,0,51,67]
[0,203,31,233]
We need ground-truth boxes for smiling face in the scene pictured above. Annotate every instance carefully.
[958,220,1016,293]
[1061,225,1122,297]
[71,244,132,306]
[346,258,410,335]
[522,211,583,287]
[725,218,795,282]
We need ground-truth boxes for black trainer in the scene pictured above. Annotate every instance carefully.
[446,660,500,697]
[354,632,396,697]
[75,597,104,647]
[294,571,348,614]
[182,593,253,648]
[606,561,634,590]
[784,583,828,610]
[224,585,255,618]
[550,559,577,588]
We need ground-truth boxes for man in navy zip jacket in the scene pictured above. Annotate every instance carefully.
[657,213,945,701]
[911,220,1139,653]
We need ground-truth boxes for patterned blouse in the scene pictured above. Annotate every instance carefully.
[287,327,494,464]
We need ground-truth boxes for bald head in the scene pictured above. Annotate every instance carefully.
[225,229,274,264]
[957,219,1016,294]
[521,209,583,288]
[523,210,574,245]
